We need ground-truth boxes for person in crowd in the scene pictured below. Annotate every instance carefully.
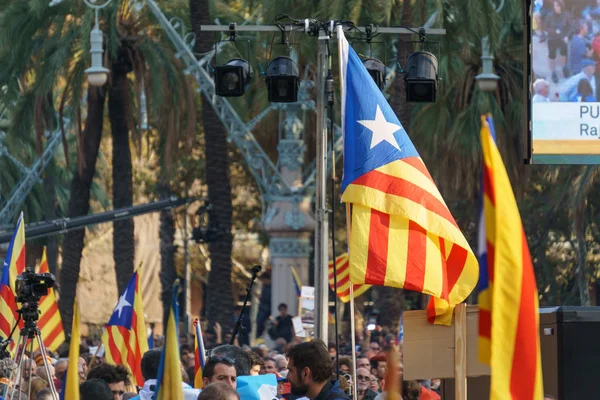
[80,379,114,400]
[129,348,200,400]
[533,79,551,102]
[356,355,371,372]
[286,339,349,400]
[202,356,237,389]
[369,374,380,393]
[23,358,37,381]
[365,342,381,360]
[328,343,337,360]
[54,359,67,381]
[570,77,596,101]
[29,376,48,399]
[35,365,54,384]
[256,272,272,338]
[210,344,252,376]
[35,388,54,400]
[78,357,88,382]
[569,19,594,75]
[247,350,263,376]
[371,356,387,382]
[356,368,378,400]
[560,58,597,100]
[338,357,351,374]
[263,357,277,374]
[197,382,240,400]
[180,344,193,365]
[87,363,131,400]
[544,0,571,83]
[269,303,295,344]
[274,354,288,373]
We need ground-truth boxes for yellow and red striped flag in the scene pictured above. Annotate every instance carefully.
[0,213,26,345]
[479,115,543,399]
[102,269,149,386]
[328,253,371,302]
[37,248,65,352]
[337,27,478,325]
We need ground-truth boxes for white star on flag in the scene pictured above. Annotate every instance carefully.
[114,289,132,318]
[357,104,402,151]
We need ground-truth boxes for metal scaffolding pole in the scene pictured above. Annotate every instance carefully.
[314,27,330,341]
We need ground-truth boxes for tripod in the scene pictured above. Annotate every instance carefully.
[3,301,59,400]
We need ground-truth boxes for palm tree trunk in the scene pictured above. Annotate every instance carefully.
[109,60,135,295]
[190,0,234,332]
[158,182,177,329]
[574,211,591,306]
[58,87,106,335]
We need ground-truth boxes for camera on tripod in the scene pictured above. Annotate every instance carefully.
[15,270,56,304]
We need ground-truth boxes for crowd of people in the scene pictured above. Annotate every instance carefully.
[532,0,600,102]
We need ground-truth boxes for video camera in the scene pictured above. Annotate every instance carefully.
[15,270,56,304]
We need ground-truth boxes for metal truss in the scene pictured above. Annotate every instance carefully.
[0,117,68,225]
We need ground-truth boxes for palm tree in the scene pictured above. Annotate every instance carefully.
[189,0,235,332]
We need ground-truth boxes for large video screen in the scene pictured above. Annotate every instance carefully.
[531,0,600,163]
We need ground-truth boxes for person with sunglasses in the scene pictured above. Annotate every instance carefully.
[356,368,378,400]
[202,356,237,389]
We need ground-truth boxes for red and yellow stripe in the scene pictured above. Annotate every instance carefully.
[36,248,65,352]
[344,158,478,325]
[328,253,371,302]
[480,116,543,400]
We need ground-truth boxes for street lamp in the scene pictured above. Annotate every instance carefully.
[475,36,500,92]
[475,0,504,92]
[51,0,112,85]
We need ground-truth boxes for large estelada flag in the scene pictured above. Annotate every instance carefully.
[337,26,478,325]
[36,248,65,352]
[328,253,371,302]
[0,213,25,344]
[102,270,149,386]
[478,115,543,399]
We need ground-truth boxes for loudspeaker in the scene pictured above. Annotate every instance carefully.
[539,306,600,399]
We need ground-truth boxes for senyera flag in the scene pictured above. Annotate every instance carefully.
[479,115,543,400]
[328,253,371,302]
[36,247,65,352]
[337,26,478,325]
[102,269,149,386]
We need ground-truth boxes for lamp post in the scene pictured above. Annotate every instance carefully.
[83,0,111,86]
[475,0,504,92]
[50,0,113,85]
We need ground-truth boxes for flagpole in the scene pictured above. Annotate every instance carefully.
[314,24,330,342]
[346,204,358,400]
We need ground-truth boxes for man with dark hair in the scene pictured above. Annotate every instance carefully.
[197,382,240,400]
[263,357,277,374]
[247,351,263,376]
[141,348,162,381]
[87,363,131,400]
[356,355,370,371]
[202,356,237,389]
[180,344,194,364]
[80,379,114,400]
[338,357,351,373]
[286,340,349,399]
[210,344,252,376]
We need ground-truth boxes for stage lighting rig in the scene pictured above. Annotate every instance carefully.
[402,28,439,103]
[214,23,253,97]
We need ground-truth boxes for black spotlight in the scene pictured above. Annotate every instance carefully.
[404,51,438,103]
[363,58,386,90]
[266,56,300,103]
[214,58,253,97]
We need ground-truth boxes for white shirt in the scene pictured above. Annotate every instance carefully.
[533,93,549,102]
